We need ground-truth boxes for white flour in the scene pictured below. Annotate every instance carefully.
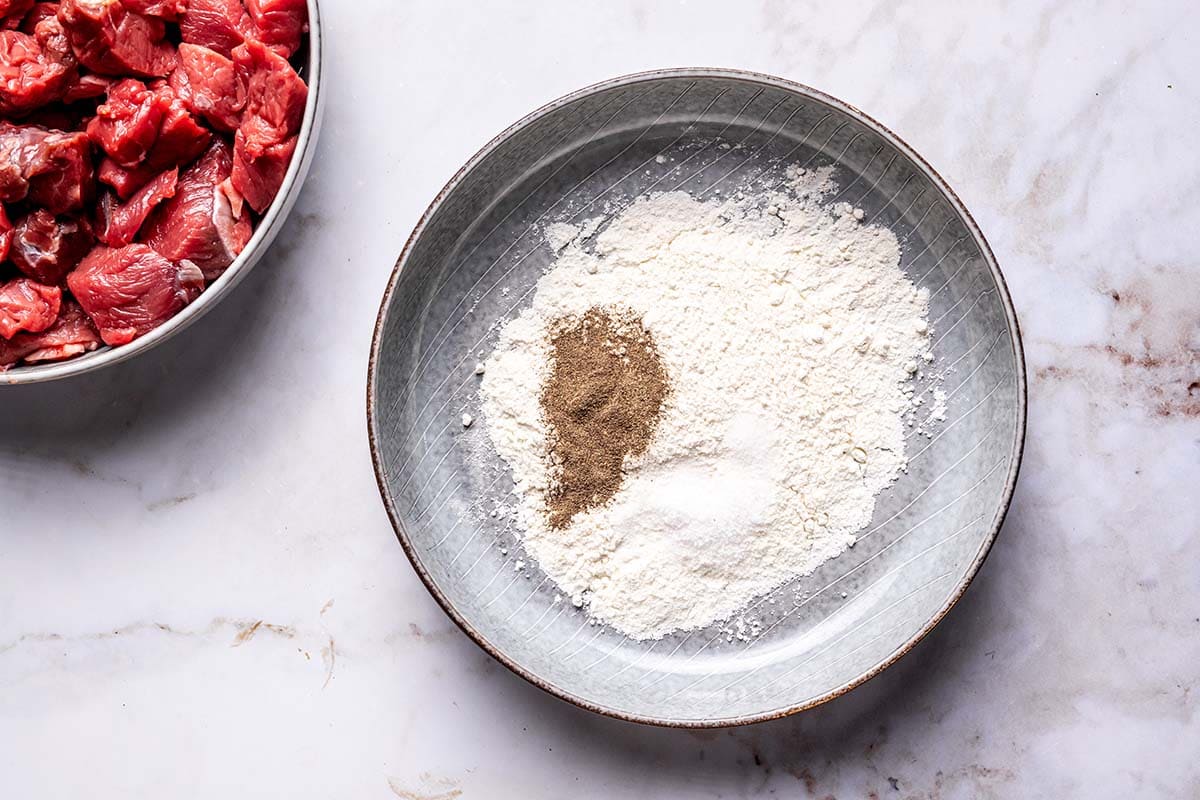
[481,168,933,640]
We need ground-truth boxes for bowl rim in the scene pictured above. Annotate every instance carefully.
[367,67,1028,728]
[1,0,326,386]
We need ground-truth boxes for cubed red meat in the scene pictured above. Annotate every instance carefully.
[98,156,155,198]
[0,276,61,338]
[95,166,175,246]
[245,0,306,58]
[88,77,210,170]
[230,128,293,214]
[57,0,176,78]
[227,39,303,213]
[0,298,101,367]
[179,0,250,58]
[170,42,242,131]
[142,140,250,279]
[1,0,35,28]
[87,77,164,164]
[0,17,77,115]
[120,0,187,21]
[9,208,94,284]
[147,79,211,166]
[68,242,203,345]
[233,39,305,152]
[0,123,94,213]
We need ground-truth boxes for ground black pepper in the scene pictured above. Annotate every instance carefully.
[541,308,668,528]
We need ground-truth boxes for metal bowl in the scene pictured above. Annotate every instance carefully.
[368,69,1026,727]
[2,0,325,385]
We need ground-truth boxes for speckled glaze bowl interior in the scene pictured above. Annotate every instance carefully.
[368,69,1026,726]
[1,0,325,385]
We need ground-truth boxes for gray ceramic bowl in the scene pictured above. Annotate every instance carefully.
[1,0,325,385]
[368,69,1026,727]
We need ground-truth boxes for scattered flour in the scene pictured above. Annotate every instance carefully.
[481,167,934,640]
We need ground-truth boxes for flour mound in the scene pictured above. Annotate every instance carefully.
[481,169,932,640]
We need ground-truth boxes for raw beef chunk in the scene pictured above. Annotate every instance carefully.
[97,155,159,198]
[88,78,210,169]
[10,207,94,283]
[0,122,94,213]
[143,140,249,279]
[233,39,303,150]
[0,298,100,366]
[87,78,165,165]
[68,242,203,345]
[95,166,176,246]
[170,42,242,131]
[57,0,177,77]
[228,40,304,212]
[0,16,76,115]
[0,276,61,337]
[146,79,211,166]
[245,0,305,58]
[179,0,249,57]
[230,128,293,214]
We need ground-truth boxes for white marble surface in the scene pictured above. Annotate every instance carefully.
[2,1,1198,797]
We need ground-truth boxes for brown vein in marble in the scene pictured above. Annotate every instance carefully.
[0,617,297,657]
[1034,270,1199,417]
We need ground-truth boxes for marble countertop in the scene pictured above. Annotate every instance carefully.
[2,1,1197,797]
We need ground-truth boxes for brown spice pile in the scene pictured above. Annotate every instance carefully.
[541,308,668,528]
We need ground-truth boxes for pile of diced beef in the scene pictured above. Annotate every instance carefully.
[0,0,308,370]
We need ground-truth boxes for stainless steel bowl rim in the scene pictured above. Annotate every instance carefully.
[368,67,1028,727]
[1,0,326,385]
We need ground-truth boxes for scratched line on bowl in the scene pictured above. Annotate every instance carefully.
[908,330,1007,427]
[901,217,957,271]
[922,245,972,293]
[933,289,996,350]
[497,576,548,617]
[914,238,968,285]
[428,473,504,549]
[828,148,890,205]
[691,104,815,197]
[563,629,607,663]
[865,171,915,223]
